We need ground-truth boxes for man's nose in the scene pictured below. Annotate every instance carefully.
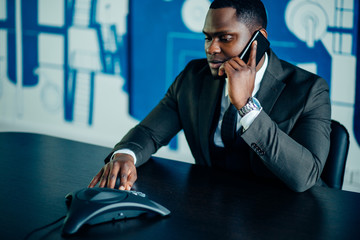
[206,40,221,55]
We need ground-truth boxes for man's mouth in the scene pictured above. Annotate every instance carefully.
[208,60,224,69]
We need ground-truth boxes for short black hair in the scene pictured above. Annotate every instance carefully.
[210,0,267,32]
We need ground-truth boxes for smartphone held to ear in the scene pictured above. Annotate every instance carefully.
[239,30,270,66]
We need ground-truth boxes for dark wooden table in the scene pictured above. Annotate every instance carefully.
[1,132,360,240]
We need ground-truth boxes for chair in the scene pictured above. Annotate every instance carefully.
[321,120,350,189]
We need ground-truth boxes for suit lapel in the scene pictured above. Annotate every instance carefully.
[198,75,223,166]
[256,73,285,114]
[256,50,286,115]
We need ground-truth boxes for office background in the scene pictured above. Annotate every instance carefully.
[0,0,359,192]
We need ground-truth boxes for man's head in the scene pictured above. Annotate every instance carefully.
[203,0,268,77]
[210,0,267,32]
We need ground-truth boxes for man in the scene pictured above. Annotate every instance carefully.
[89,0,331,192]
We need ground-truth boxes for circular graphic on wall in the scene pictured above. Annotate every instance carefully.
[285,0,328,48]
[181,0,210,33]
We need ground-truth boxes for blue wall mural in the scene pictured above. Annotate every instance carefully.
[1,0,128,125]
[0,0,359,191]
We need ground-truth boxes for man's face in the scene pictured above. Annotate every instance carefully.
[202,7,252,77]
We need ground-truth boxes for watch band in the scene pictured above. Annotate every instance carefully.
[238,97,262,117]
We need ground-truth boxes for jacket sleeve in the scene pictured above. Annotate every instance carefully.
[108,71,186,166]
[242,77,331,192]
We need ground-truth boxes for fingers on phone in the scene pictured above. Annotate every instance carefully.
[125,171,137,190]
[249,40,257,67]
[99,169,109,188]
[118,164,137,190]
[88,168,104,188]
[89,159,137,190]
[107,162,120,189]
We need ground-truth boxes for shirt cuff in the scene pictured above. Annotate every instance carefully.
[239,108,262,131]
[111,149,137,165]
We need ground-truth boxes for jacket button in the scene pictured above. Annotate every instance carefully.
[251,143,265,156]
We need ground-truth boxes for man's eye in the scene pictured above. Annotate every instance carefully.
[205,36,211,41]
[220,35,233,42]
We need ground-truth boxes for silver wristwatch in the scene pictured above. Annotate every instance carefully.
[238,97,262,117]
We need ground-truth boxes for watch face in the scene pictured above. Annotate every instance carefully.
[252,97,261,108]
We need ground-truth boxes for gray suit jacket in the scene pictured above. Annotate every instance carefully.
[110,49,331,192]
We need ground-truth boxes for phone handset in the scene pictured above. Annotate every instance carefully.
[239,30,270,66]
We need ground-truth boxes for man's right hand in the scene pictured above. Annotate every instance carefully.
[88,153,137,190]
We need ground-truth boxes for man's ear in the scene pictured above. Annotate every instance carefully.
[260,28,268,39]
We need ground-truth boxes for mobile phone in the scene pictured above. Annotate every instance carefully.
[239,30,270,66]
